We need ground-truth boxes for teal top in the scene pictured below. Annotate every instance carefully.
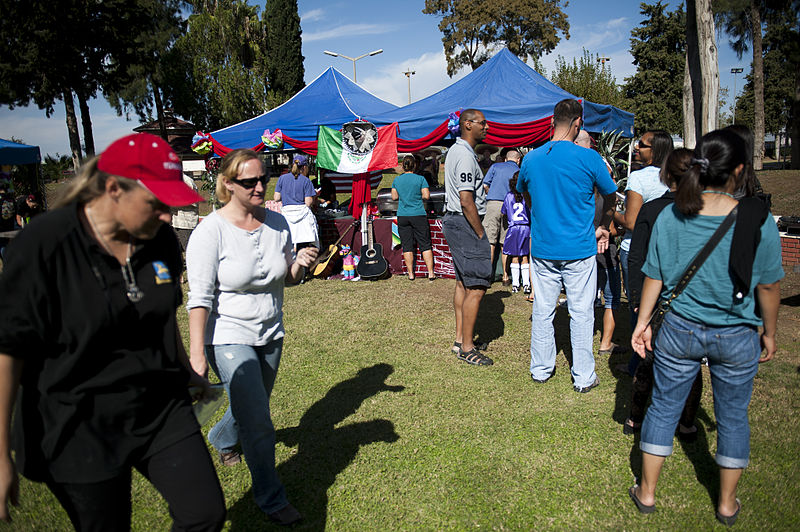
[642,205,784,327]
[391,172,429,217]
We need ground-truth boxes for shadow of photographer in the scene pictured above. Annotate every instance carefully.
[227,363,403,531]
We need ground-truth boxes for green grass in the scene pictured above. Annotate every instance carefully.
[7,273,800,531]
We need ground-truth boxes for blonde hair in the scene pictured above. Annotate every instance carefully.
[291,160,307,177]
[53,157,136,208]
[216,149,262,204]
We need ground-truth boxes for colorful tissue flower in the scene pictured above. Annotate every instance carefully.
[191,131,212,155]
[447,110,462,138]
[261,129,283,150]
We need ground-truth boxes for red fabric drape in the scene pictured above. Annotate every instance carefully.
[209,115,555,158]
[484,116,553,146]
[348,173,373,217]
[396,121,449,151]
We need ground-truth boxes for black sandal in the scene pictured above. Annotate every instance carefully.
[458,347,493,366]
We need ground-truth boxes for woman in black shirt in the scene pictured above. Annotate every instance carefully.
[0,133,226,530]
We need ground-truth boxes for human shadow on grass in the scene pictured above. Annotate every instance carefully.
[474,290,509,347]
[603,302,636,427]
[627,407,720,508]
[780,293,800,306]
[226,363,403,531]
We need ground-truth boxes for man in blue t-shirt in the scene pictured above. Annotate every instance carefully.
[516,99,617,393]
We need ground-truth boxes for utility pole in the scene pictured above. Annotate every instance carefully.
[403,68,416,104]
[731,67,743,122]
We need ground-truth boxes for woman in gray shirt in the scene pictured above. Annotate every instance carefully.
[186,149,317,526]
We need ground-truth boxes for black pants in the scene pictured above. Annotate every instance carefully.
[46,432,226,532]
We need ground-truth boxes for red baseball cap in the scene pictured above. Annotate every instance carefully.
[97,133,205,207]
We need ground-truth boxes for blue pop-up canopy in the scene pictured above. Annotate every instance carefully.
[0,138,41,165]
[366,48,634,145]
[210,67,399,151]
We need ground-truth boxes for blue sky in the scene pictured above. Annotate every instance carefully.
[0,0,746,158]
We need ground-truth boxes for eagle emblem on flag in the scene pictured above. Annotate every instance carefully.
[342,121,378,156]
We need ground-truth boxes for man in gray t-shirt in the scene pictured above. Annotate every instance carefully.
[441,109,493,366]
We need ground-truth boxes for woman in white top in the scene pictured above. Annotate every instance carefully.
[186,149,317,526]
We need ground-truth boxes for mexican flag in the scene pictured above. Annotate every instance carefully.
[317,122,398,174]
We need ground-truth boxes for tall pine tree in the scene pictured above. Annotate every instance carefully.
[265,0,305,106]
[623,2,686,135]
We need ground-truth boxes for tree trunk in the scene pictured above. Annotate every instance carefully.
[696,0,718,134]
[683,54,697,149]
[684,1,702,148]
[792,66,800,170]
[63,90,82,171]
[752,0,765,170]
[76,90,95,158]
[151,78,168,141]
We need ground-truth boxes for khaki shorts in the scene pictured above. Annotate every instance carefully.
[482,200,507,245]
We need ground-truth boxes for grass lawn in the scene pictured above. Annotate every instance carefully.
[10,169,799,530]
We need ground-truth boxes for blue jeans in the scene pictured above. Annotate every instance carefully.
[640,312,761,468]
[619,247,640,375]
[206,340,288,513]
[597,264,621,309]
[530,256,598,388]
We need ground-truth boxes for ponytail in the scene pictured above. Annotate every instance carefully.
[674,130,746,216]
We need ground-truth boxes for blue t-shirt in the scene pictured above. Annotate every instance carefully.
[642,205,784,327]
[484,160,520,201]
[275,173,316,206]
[391,172,429,217]
[517,140,616,260]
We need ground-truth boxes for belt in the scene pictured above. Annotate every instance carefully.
[445,211,463,216]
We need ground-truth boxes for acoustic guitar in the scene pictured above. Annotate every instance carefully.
[312,220,359,278]
[356,217,388,280]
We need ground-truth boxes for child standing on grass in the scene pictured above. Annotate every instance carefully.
[501,173,531,296]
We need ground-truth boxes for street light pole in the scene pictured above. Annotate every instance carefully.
[731,67,744,122]
[403,68,415,104]
[323,49,383,83]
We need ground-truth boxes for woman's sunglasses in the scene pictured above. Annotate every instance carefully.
[230,175,269,189]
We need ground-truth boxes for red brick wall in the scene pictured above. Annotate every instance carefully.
[781,235,799,267]
[407,219,455,279]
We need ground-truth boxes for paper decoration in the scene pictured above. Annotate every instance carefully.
[191,132,212,155]
[261,129,283,150]
[447,110,462,138]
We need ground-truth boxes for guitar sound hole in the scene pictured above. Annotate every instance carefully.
[366,250,376,258]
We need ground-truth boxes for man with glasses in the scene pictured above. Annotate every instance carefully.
[517,99,617,393]
[442,109,494,366]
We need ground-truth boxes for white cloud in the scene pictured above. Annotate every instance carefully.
[300,8,324,23]
[359,51,470,107]
[303,23,386,43]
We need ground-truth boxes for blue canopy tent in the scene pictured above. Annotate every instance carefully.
[209,68,399,154]
[0,138,41,165]
[365,48,634,150]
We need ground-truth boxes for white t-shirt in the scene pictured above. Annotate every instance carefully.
[186,209,294,346]
[620,165,668,252]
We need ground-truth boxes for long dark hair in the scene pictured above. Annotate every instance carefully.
[402,154,418,173]
[659,148,693,188]
[675,130,746,216]
[649,130,673,167]
[509,172,523,204]
[723,124,758,197]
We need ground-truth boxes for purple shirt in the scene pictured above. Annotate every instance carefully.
[501,192,529,228]
[275,173,316,206]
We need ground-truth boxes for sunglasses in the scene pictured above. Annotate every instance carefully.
[230,174,269,189]
[467,119,487,126]
[637,141,651,149]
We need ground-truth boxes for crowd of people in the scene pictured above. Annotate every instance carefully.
[439,101,782,525]
[0,96,785,528]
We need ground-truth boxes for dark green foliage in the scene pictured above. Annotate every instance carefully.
[163,0,270,131]
[550,49,626,108]
[423,0,569,76]
[623,2,686,135]
[265,0,305,106]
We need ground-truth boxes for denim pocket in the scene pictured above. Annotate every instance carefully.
[657,314,698,360]
[710,326,760,367]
